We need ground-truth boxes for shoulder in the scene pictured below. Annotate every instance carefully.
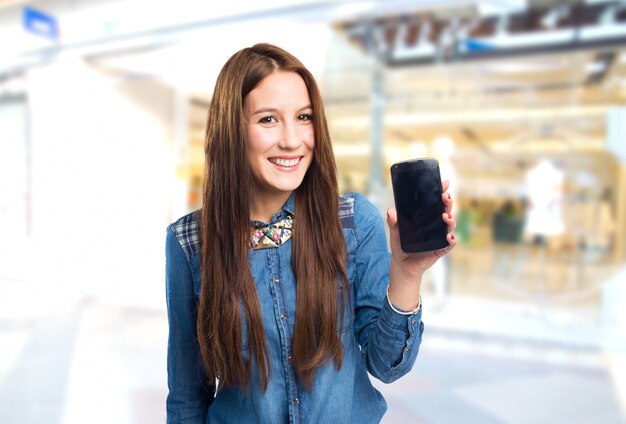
[167,210,201,260]
[339,193,356,228]
[339,192,383,229]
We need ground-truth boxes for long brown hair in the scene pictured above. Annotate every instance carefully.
[198,43,349,392]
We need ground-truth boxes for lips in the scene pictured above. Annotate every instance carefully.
[268,157,301,167]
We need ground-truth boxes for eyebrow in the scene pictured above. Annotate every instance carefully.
[251,105,312,115]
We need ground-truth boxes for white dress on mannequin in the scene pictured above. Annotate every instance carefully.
[524,160,565,238]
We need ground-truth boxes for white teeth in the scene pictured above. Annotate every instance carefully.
[269,157,299,167]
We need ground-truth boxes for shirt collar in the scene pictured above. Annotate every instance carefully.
[282,191,296,216]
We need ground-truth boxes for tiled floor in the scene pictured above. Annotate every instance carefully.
[1,279,625,424]
[375,337,625,423]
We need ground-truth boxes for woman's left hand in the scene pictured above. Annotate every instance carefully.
[385,180,457,309]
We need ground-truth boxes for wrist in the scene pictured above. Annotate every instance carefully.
[389,259,424,286]
[386,285,422,314]
[386,279,421,311]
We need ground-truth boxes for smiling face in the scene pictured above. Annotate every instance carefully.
[244,71,315,211]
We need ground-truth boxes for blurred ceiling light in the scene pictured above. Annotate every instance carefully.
[486,29,576,48]
[579,21,626,42]
[479,60,566,74]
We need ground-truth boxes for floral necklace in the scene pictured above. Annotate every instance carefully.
[250,213,294,250]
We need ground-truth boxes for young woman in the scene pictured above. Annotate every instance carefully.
[165,43,456,423]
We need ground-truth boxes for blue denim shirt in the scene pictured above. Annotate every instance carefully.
[165,192,424,424]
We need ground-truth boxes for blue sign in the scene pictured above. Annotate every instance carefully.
[23,6,58,40]
[462,38,495,53]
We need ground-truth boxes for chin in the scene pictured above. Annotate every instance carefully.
[273,181,304,193]
[270,171,308,190]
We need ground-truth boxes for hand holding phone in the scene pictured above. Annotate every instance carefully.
[390,158,449,253]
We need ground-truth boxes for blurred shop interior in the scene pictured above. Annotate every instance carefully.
[1,0,626,423]
[3,0,623,323]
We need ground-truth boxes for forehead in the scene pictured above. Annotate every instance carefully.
[244,71,310,109]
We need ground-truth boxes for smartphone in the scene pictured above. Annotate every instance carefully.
[390,158,449,253]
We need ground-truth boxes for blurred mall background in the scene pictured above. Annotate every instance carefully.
[1,0,626,423]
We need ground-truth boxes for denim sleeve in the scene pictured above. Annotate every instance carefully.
[351,194,424,383]
[165,226,213,423]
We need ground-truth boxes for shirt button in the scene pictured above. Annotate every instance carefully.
[274,278,280,284]
[412,320,417,326]
[288,355,293,363]
[280,314,286,320]
[404,347,410,353]
[293,397,300,405]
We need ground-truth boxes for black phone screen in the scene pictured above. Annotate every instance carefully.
[391,158,449,253]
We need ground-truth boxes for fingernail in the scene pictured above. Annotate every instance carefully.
[448,213,452,219]
[451,234,455,240]
[447,194,451,200]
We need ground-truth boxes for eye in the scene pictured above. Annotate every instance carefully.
[258,116,278,124]
[298,114,313,122]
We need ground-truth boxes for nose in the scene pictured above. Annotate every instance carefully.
[279,122,302,150]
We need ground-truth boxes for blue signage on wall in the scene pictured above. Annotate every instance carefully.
[462,38,495,53]
[23,6,58,40]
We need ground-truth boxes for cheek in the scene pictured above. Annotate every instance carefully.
[303,127,315,150]
[247,127,275,153]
